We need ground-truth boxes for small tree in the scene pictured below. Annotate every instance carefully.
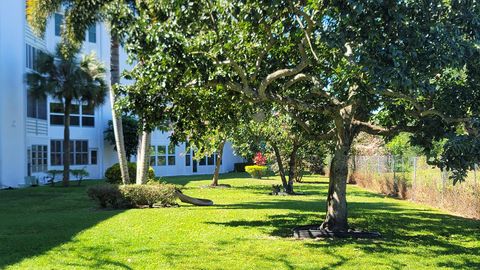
[234,113,327,193]
[26,43,107,186]
[105,115,139,161]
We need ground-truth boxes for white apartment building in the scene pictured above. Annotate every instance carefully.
[0,1,244,188]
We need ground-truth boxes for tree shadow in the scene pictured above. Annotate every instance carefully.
[58,243,133,269]
[163,172,251,186]
[0,183,123,269]
[206,198,480,269]
[229,184,323,196]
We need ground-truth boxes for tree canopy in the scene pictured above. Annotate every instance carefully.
[100,0,480,232]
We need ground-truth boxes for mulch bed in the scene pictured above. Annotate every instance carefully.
[293,225,381,239]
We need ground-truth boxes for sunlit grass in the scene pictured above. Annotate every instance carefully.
[0,173,479,269]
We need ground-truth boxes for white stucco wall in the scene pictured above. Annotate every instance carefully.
[0,1,27,187]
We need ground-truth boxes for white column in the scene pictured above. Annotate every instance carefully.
[0,0,27,187]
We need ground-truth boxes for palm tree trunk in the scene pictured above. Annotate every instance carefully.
[136,129,151,184]
[211,140,226,186]
[110,37,130,184]
[62,100,71,186]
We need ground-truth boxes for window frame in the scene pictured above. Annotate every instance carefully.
[49,102,95,127]
[31,145,48,173]
[90,149,98,165]
[167,143,176,166]
[157,145,167,166]
[50,139,89,166]
[27,93,47,120]
[185,143,191,167]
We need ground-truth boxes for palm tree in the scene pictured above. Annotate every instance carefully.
[26,0,133,184]
[26,43,107,186]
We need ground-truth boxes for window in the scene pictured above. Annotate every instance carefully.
[207,154,215,166]
[75,140,89,165]
[55,13,63,36]
[50,103,65,126]
[81,105,95,127]
[27,94,47,120]
[49,102,95,127]
[90,150,97,165]
[50,140,89,165]
[26,44,42,71]
[168,143,176,166]
[185,143,191,167]
[149,146,156,166]
[88,25,96,43]
[31,145,48,173]
[50,140,62,166]
[199,156,207,166]
[157,145,166,166]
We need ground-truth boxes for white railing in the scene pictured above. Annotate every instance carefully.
[26,118,48,136]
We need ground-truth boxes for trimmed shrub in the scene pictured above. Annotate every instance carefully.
[245,165,268,179]
[87,183,177,209]
[87,184,124,208]
[105,162,155,184]
[119,183,177,208]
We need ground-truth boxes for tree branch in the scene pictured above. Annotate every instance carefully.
[378,88,475,125]
[294,8,319,62]
[218,57,252,95]
[252,32,276,82]
[257,41,309,99]
[352,120,416,136]
[282,73,341,106]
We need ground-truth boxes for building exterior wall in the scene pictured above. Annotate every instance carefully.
[0,1,244,187]
[0,1,28,188]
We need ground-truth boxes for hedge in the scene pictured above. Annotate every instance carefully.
[87,183,177,209]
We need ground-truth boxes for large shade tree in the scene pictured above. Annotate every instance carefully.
[118,0,480,233]
[26,44,107,186]
[27,0,135,184]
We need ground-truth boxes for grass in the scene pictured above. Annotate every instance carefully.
[0,173,479,269]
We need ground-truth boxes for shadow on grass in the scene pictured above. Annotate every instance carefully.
[163,172,251,186]
[206,198,480,269]
[60,244,133,269]
[0,183,124,269]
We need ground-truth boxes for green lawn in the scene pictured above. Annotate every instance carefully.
[0,173,479,269]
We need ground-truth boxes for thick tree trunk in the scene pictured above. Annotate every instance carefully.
[320,132,352,232]
[271,142,288,192]
[211,140,226,186]
[110,37,130,185]
[286,142,300,194]
[136,129,151,185]
[62,100,71,186]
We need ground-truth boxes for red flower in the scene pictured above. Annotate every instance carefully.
[253,152,267,166]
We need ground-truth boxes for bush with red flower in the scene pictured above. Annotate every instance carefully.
[253,152,267,166]
[246,152,268,179]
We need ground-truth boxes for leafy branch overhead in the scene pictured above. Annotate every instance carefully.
[117,0,480,232]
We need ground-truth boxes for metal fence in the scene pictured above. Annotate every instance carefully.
[350,155,479,219]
